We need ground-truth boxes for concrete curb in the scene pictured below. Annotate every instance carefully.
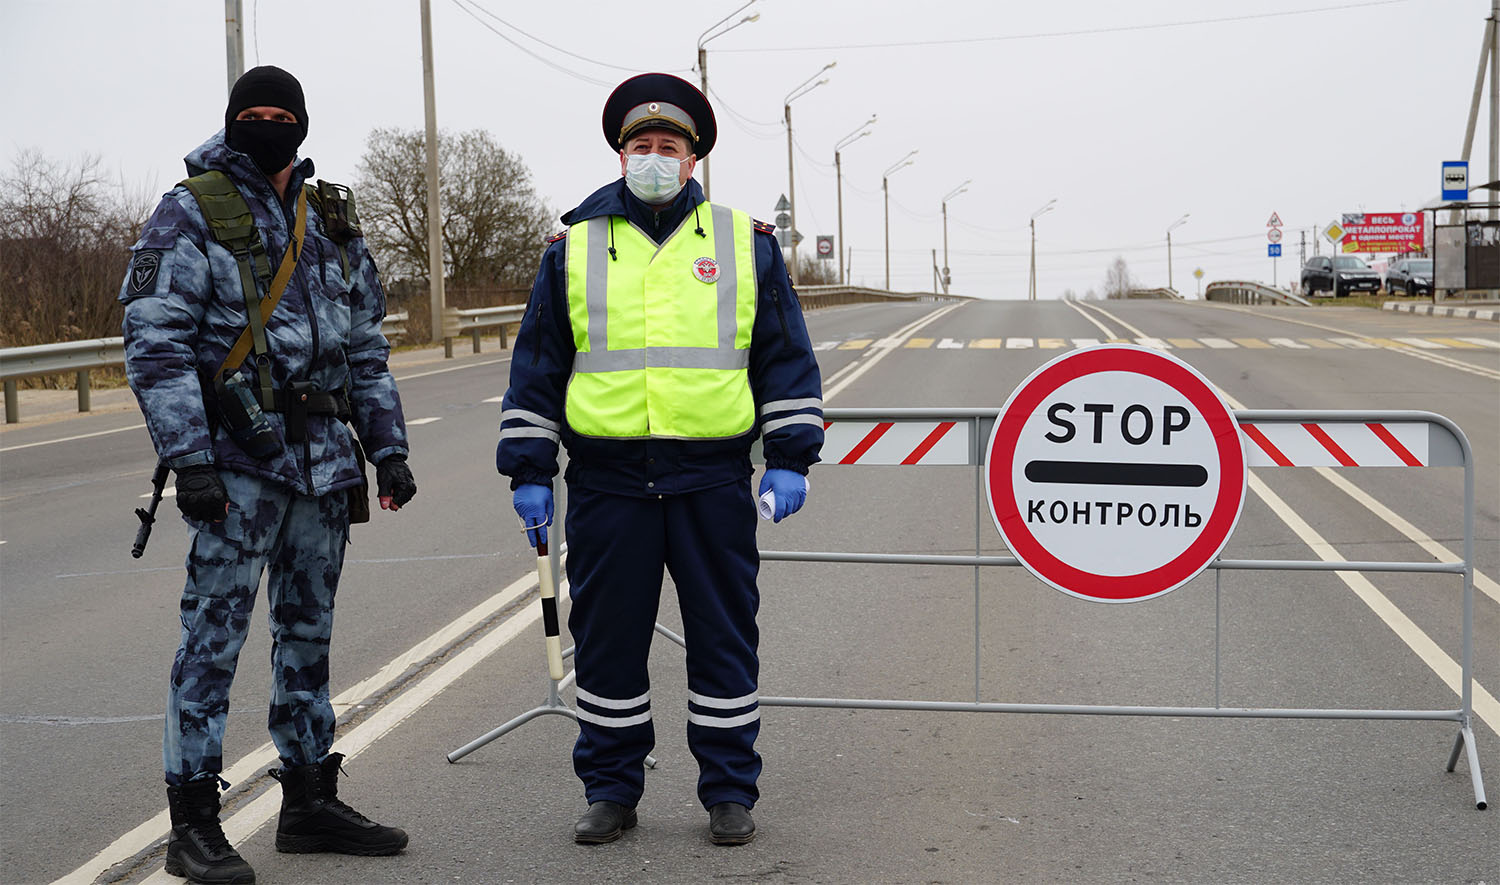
[1382,301,1499,322]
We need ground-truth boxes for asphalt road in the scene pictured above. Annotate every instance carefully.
[1,298,1496,884]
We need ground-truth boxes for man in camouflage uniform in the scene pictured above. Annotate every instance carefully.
[121,66,415,883]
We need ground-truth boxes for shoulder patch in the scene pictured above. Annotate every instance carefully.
[546,230,568,244]
[753,219,776,235]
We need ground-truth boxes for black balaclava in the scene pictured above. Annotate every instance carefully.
[224,65,309,175]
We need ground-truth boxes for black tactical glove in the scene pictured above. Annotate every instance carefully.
[174,464,229,523]
[376,454,416,510]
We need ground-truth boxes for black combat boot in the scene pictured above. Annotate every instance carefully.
[268,753,408,855]
[163,778,256,884]
[573,800,638,844]
[708,802,755,845]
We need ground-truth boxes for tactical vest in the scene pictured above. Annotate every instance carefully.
[563,202,757,440]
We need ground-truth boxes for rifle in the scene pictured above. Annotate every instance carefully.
[132,463,170,558]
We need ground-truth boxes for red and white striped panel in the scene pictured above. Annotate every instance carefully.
[822,421,972,465]
[1240,421,1428,467]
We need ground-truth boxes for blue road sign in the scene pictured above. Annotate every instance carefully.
[1268,244,1282,258]
[1442,161,1469,201]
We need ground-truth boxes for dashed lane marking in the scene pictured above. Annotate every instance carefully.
[406,417,443,426]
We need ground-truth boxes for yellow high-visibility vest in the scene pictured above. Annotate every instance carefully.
[563,202,757,439]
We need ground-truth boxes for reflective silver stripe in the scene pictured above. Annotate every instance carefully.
[576,686,651,709]
[577,708,654,728]
[689,689,759,709]
[761,397,823,416]
[710,203,738,351]
[585,216,611,353]
[500,408,560,431]
[761,414,824,433]
[574,347,750,373]
[687,709,762,729]
[498,426,560,442]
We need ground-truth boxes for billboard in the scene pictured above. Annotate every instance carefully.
[1339,212,1426,253]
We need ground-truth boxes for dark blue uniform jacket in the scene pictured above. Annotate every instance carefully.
[496,178,823,497]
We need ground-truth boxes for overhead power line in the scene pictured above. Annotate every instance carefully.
[448,0,614,86]
[714,0,1415,52]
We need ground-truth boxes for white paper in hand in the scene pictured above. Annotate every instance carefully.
[757,489,776,520]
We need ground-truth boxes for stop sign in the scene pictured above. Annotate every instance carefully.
[986,345,1247,602]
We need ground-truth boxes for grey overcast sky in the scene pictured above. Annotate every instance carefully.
[0,0,1479,298]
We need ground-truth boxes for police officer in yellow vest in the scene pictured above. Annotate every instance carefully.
[496,73,823,846]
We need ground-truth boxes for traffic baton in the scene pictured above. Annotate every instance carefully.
[535,539,566,680]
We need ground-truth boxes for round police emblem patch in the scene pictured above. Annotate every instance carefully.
[692,257,720,283]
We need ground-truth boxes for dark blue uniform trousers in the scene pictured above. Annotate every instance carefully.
[565,479,762,811]
[164,470,347,785]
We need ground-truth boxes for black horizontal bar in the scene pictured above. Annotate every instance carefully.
[1024,460,1208,487]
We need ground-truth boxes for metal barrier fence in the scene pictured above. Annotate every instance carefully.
[450,406,1487,809]
[1204,280,1311,307]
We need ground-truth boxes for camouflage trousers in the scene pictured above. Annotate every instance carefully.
[164,470,348,785]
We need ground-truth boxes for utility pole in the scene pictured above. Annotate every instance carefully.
[699,47,710,198]
[941,180,970,294]
[882,151,917,291]
[1028,199,1055,300]
[224,0,244,95]
[1166,214,1188,292]
[695,2,759,201]
[834,116,876,288]
[420,0,445,346]
[783,63,835,285]
[931,249,939,294]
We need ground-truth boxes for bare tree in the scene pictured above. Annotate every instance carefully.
[795,254,838,285]
[0,150,151,348]
[355,128,552,288]
[1103,256,1134,299]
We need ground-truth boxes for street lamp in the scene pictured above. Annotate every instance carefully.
[882,150,918,290]
[695,1,760,200]
[1028,198,1056,300]
[784,61,835,284]
[835,115,876,285]
[940,180,970,294]
[1166,213,1189,292]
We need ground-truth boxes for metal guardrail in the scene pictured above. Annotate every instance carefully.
[794,285,972,309]
[440,304,526,357]
[1204,280,1310,307]
[0,338,124,423]
[1126,287,1183,300]
[0,313,413,423]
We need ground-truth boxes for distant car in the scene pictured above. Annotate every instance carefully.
[1300,255,1382,296]
[1386,258,1434,297]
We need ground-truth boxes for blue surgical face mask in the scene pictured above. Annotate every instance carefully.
[624,153,686,204]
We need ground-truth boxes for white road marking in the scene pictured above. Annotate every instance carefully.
[393,356,511,381]
[812,341,840,351]
[482,396,505,403]
[1457,337,1498,349]
[1070,338,1101,348]
[1062,300,1115,338]
[1134,337,1170,350]
[1269,337,1309,348]
[56,561,553,884]
[823,304,966,401]
[1393,337,1447,349]
[138,488,177,499]
[1247,472,1499,736]
[1005,338,1034,349]
[936,337,965,349]
[0,423,146,453]
[406,417,443,425]
[1200,337,1237,348]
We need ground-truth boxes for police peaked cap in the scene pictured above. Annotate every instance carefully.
[602,73,716,158]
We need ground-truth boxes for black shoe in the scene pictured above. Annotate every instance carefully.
[269,753,408,856]
[573,801,638,844]
[164,779,257,884]
[708,802,756,845]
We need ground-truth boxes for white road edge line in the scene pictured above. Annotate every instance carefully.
[823,303,966,400]
[55,562,553,885]
[1062,299,1117,339]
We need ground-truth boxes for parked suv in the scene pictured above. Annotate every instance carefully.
[1300,255,1381,296]
[1386,257,1434,297]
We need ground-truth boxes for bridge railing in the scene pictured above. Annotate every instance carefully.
[1204,280,1310,307]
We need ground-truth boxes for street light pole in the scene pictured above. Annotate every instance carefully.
[420,0,445,345]
[1166,214,1189,292]
[224,0,244,95]
[834,116,876,286]
[882,150,918,291]
[1028,199,1055,301]
[940,180,970,294]
[695,1,759,201]
[784,62,836,285]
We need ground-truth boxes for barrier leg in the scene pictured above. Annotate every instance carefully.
[1446,727,1489,810]
[471,329,482,354]
[77,370,90,412]
[443,337,454,359]
[4,379,17,423]
[499,324,509,349]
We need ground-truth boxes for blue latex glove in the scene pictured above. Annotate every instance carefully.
[512,483,553,547]
[758,469,808,523]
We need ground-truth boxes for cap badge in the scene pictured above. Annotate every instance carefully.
[692,257,720,283]
[647,102,661,113]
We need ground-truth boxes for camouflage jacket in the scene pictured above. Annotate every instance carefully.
[120,132,408,496]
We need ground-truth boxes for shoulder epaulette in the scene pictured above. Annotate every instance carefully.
[753,219,775,235]
[546,230,568,244]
